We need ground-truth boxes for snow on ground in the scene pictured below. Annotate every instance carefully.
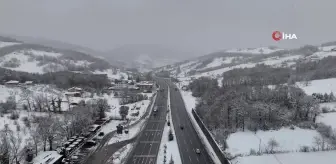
[317,112,336,129]
[102,93,153,120]
[0,52,44,73]
[259,55,302,67]
[32,151,63,164]
[194,63,256,78]
[99,120,126,138]
[0,84,62,105]
[110,143,134,164]
[320,45,336,51]
[178,88,222,164]
[233,150,336,164]
[93,69,128,80]
[27,50,63,57]
[310,51,336,60]
[319,102,336,111]
[0,41,20,48]
[296,78,336,95]
[0,110,63,161]
[226,127,323,156]
[65,59,92,67]
[203,57,235,69]
[157,86,181,164]
[107,119,146,145]
[226,47,283,54]
[105,93,155,144]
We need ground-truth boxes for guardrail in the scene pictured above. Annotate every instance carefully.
[191,109,230,164]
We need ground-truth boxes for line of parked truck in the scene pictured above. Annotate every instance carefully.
[55,118,110,164]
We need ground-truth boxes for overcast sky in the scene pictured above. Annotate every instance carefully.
[0,0,335,55]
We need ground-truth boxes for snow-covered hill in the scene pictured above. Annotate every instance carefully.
[158,44,336,81]
[103,44,197,72]
[167,43,336,164]
[0,40,117,74]
[225,47,283,54]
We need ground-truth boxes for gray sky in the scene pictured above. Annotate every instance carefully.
[0,0,335,54]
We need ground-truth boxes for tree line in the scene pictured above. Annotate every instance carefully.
[188,65,326,148]
[0,67,110,89]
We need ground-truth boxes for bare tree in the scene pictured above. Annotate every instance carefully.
[313,135,328,151]
[9,131,23,164]
[20,88,33,111]
[57,113,72,140]
[0,132,11,164]
[29,128,40,156]
[96,99,109,119]
[57,96,63,112]
[267,138,279,153]
[34,95,45,112]
[37,117,59,151]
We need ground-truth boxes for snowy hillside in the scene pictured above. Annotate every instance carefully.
[225,47,283,54]
[0,41,21,48]
[0,40,117,74]
[159,44,336,85]
[167,43,336,164]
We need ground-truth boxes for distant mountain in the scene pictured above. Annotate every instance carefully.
[2,35,126,68]
[103,44,197,72]
[156,44,329,79]
[0,37,120,74]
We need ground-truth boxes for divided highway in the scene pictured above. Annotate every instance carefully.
[165,78,215,164]
[125,78,168,164]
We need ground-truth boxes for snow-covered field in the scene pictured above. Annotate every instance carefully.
[0,52,44,73]
[317,112,336,129]
[296,78,336,95]
[157,86,181,164]
[0,84,62,104]
[202,57,237,70]
[193,63,257,78]
[0,41,20,48]
[226,128,324,156]
[257,55,302,67]
[226,47,283,54]
[233,150,336,164]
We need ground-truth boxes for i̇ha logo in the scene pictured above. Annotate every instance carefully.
[272,31,297,41]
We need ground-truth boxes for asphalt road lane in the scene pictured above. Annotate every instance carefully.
[167,80,214,164]
[125,79,168,164]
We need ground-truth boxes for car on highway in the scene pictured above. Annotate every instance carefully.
[195,148,201,154]
[98,132,104,136]
[180,125,184,130]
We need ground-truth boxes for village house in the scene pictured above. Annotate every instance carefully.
[135,81,154,92]
[5,80,20,86]
[24,81,33,85]
[65,87,83,97]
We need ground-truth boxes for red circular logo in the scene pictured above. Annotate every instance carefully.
[272,31,282,41]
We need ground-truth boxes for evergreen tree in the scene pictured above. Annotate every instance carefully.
[329,92,335,102]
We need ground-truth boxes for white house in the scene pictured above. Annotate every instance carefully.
[5,80,19,86]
